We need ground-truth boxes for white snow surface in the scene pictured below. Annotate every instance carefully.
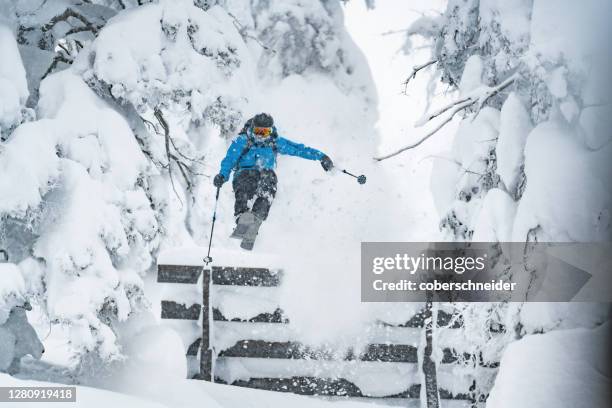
[0,22,29,137]
[479,0,532,47]
[0,373,168,408]
[495,92,532,194]
[459,55,483,97]
[512,120,612,241]
[529,0,612,76]
[0,263,26,324]
[472,188,516,242]
[89,0,253,120]
[487,323,612,408]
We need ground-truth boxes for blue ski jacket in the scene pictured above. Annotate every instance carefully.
[219,130,325,179]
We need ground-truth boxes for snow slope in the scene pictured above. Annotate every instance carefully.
[103,372,390,408]
[4,371,387,408]
[0,373,167,408]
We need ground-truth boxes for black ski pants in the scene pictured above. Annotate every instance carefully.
[232,169,277,220]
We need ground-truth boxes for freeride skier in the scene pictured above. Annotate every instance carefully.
[213,113,333,250]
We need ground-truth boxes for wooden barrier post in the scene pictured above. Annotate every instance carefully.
[199,267,213,381]
[423,289,439,408]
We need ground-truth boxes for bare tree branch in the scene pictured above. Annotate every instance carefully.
[227,12,276,54]
[41,54,72,79]
[154,108,183,205]
[376,73,518,161]
[41,8,100,34]
[375,99,472,161]
[402,59,437,94]
[153,108,205,205]
[415,96,471,126]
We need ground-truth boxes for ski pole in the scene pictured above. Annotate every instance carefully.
[340,169,367,185]
[204,187,221,265]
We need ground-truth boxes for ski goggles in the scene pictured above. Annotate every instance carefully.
[253,127,273,137]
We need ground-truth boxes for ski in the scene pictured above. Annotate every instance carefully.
[240,215,263,250]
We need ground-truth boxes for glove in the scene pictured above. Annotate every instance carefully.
[213,174,225,188]
[320,155,333,172]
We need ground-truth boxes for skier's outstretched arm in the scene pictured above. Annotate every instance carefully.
[214,135,248,187]
[276,136,333,171]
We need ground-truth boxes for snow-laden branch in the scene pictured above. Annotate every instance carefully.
[41,8,101,35]
[402,60,437,93]
[414,96,471,126]
[375,73,517,161]
[375,98,473,161]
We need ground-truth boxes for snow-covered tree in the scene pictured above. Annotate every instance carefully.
[384,0,612,244]
[375,0,612,402]
[0,0,378,372]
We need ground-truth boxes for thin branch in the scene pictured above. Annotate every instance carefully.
[415,96,471,126]
[381,28,411,36]
[376,74,518,162]
[402,59,437,94]
[375,99,471,161]
[65,25,102,36]
[471,73,518,121]
[154,108,182,205]
[227,12,276,54]
[173,156,194,194]
[41,54,71,79]
[41,8,99,34]
[166,134,205,164]
[153,108,205,205]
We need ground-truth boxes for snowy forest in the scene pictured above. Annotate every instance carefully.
[0,0,610,407]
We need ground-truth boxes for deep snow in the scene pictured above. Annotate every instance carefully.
[2,372,391,408]
[486,323,611,408]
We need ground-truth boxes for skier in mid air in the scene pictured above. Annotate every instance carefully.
[213,113,334,250]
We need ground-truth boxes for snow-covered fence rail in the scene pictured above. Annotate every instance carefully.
[157,263,497,404]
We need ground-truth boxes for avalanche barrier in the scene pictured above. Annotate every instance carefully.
[157,261,498,405]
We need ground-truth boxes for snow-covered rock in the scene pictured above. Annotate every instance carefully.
[487,323,611,408]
